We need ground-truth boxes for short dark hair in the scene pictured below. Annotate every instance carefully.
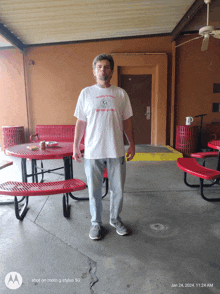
[93,54,114,71]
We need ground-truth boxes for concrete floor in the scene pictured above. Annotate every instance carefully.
[1,147,220,294]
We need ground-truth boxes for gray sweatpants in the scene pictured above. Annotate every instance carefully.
[84,156,126,226]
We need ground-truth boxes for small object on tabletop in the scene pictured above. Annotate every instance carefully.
[46,141,58,147]
[40,141,46,150]
[27,145,39,151]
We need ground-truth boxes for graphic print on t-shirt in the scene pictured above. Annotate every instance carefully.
[96,95,116,112]
[100,98,110,109]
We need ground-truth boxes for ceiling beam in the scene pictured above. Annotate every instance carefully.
[0,23,26,52]
[172,0,205,41]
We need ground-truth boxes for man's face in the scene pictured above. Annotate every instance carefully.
[93,60,113,82]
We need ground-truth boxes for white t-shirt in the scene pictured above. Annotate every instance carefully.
[74,84,133,159]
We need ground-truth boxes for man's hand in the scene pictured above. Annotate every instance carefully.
[123,118,135,161]
[126,144,135,161]
[73,119,87,163]
[73,146,83,163]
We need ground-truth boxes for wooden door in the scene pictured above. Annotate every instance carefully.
[120,75,152,144]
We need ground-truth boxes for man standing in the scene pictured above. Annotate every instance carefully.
[73,53,135,240]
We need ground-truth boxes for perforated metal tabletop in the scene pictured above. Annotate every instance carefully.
[6,142,84,160]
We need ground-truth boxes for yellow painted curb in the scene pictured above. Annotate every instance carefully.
[126,146,183,161]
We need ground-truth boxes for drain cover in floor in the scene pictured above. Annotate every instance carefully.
[150,223,168,231]
[142,218,179,238]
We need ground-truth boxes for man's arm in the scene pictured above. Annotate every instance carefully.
[73,119,87,163]
[123,117,135,161]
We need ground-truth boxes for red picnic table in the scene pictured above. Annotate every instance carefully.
[208,140,220,171]
[5,142,87,201]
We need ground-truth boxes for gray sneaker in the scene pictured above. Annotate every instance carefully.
[110,220,128,236]
[89,225,101,240]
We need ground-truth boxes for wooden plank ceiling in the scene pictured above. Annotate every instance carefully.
[0,0,219,49]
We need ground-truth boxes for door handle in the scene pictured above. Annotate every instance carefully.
[145,106,151,120]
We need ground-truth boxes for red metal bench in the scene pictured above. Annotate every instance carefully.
[190,151,218,159]
[177,157,220,202]
[30,125,85,144]
[0,179,87,220]
[190,152,218,166]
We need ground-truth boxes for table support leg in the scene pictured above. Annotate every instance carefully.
[63,156,89,201]
[184,172,217,188]
[15,158,27,204]
[15,196,29,220]
[200,178,220,202]
[217,151,220,171]
[31,159,38,183]
[102,178,109,198]
[62,156,108,201]
[21,158,27,182]
[63,156,73,180]
[63,193,70,217]
[40,161,44,182]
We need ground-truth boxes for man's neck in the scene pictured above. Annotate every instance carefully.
[96,81,111,88]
